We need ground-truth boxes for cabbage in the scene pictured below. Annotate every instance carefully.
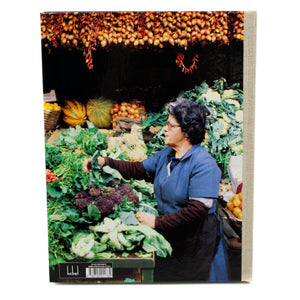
[71,232,95,258]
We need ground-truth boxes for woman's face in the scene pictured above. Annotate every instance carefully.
[164,115,186,147]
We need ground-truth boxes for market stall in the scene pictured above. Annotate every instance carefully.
[42,11,244,283]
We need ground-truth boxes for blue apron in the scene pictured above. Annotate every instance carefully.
[143,146,230,282]
[208,206,230,281]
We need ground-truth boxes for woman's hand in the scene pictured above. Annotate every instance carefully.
[83,156,106,173]
[97,157,106,166]
[136,212,156,228]
[83,157,92,173]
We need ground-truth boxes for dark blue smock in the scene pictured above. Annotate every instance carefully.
[143,145,229,282]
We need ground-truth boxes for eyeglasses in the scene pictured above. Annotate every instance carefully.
[165,120,181,129]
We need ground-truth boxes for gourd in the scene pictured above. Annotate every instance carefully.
[62,99,87,127]
[86,97,115,128]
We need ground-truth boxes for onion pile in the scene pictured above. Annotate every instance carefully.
[110,102,146,128]
[41,11,244,48]
[230,12,244,41]
[41,11,244,69]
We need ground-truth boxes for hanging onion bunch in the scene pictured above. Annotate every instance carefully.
[41,11,244,69]
[230,12,244,41]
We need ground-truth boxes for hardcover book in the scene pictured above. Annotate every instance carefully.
[41,10,256,283]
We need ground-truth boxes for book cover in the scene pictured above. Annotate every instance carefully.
[41,10,256,283]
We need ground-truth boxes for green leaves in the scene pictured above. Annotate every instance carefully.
[55,121,108,155]
[141,110,168,130]
[89,218,172,258]
[88,150,124,187]
[46,181,63,198]
[45,123,167,266]
[118,211,140,225]
[87,204,101,221]
[45,142,63,170]
[179,78,243,180]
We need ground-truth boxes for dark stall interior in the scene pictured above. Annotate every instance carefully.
[42,42,243,113]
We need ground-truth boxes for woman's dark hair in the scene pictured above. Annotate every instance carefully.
[167,98,210,145]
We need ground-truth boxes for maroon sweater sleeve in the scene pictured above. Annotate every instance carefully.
[104,157,148,180]
[155,200,209,232]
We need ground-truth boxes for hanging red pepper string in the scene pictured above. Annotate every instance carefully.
[175,52,199,74]
[82,22,101,70]
[83,48,93,70]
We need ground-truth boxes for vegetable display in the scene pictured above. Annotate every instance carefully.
[179,78,243,179]
[54,121,108,155]
[107,124,148,162]
[139,78,243,180]
[110,102,146,128]
[73,183,139,215]
[45,78,243,268]
[46,169,58,183]
[46,122,171,267]
[89,217,172,258]
[44,101,61,111]
[226,192,243,220]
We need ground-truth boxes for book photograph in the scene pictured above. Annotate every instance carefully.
[41,10,255,283]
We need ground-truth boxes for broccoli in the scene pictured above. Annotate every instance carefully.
[95,197,116,214]
[88,184,97,190]
[106,191,123,205]
[74,191,90,199]
[89,187,107,197]
[73,197,92,209]
[121,183,133,192]
[108,178,121,187]
[124,191,139,207]
[73,183,139,216]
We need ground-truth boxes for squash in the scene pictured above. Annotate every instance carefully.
[86,97,115,128]
[62,99,87,127]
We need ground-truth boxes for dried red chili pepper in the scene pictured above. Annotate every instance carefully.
[175,52,199,74]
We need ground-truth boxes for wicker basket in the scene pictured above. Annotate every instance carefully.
[44,109,61,131]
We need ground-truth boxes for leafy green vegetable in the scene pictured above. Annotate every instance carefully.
[71,232,107,259]
[45,123,168,266]
[142,110,168,130]
[89,218,172,257]
[45,142,63,170]
[55,121,108,155]
[87,204,101,221]
[71,232,95,258]
[52,149,91,196]
[88,150,125,187]
[170,78,243,180]
[145,127,166,157]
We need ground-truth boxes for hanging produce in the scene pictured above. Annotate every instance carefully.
[175,52,199,74]
[41,11,244,69]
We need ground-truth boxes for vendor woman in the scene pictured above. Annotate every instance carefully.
[83,98,229,282]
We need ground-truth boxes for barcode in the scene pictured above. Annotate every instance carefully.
[86,267,113,278]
